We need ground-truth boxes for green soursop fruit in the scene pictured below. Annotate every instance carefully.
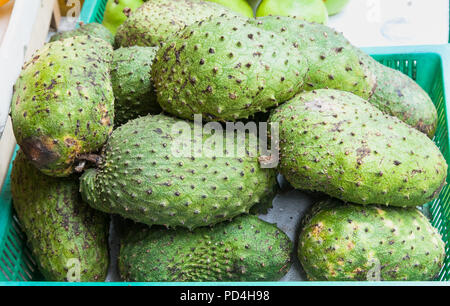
[366,57,437,138]
[80,114,278,229]
[298,199,446,281]
[252,16,437,137]
[119,215,292,281]
[152,14,308,121]
[115,0,235,48]
[50,22,114,45]
[269,89,447,207]
[111,46,161,127]
[11,36,114,177]
[251,16,376,100]
[11,151,109,282]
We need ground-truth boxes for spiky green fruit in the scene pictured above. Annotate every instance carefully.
[115,0,235,48]
[80,114,278,230]
[111,46,161,127]
[11,151,109,282]
[367,58,438,138]
[256,0,328,24]
[152,14,308,121]
[252,16,437,137]
[298,199,446,281]
[119,215,292,281]
[269,89,447,207]
[251,16,376,100]
[11,36,114,177]
[50,22,114,45]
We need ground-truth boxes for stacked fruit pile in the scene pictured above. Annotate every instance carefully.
[8,0,447,282]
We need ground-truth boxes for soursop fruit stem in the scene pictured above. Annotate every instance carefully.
[80,169,98,205]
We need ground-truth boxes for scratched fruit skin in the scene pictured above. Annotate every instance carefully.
[366,58,438,138]
[298,199,446,281]
[80,114,278,230]
[11,151,109,282]
[115,0,234,48]
[49,22,115,45]
[11,36,114,177]
[269,89,447,207]
[152,14,308,121]
[111,46,161,127]
[119,215,292,281]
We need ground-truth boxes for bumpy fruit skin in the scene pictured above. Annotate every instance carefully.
[115,0,234,48]
[111,46,161,127]
[152,14,308,121]
[11,36,114,177]
[80,114,278,230]
[298,199,446,281]
[323,0,350,15]
[269,89,447,207]
[119,215,292,281]
[11,151,109,282]
[50,23,114,45]
[206,0,254,18]
[102,0,145,35]
[256,0,328,24]
[251,16,376,100]
[367,58,438,138]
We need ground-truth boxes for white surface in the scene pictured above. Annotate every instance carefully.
[328,0,449,47]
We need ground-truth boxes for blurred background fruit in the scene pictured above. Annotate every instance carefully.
[323,0,350,15]
[256,0,328,24]
[206,0,254,18]
[102,0,144,35]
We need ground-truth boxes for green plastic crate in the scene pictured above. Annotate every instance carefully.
[0,0,449,285]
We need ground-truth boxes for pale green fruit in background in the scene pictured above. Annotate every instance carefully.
[206,0,254,18]
[323,0,350,15]
[256,0,328,24]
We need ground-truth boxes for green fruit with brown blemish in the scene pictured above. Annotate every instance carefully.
[80,114,278,230]
[152,14,308,121]
[11,150,109,282]
[119,215,292,281]
[111,46,161,127]
[298,199,446,281]
[269,89,447,207]
[11,36,114,177]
